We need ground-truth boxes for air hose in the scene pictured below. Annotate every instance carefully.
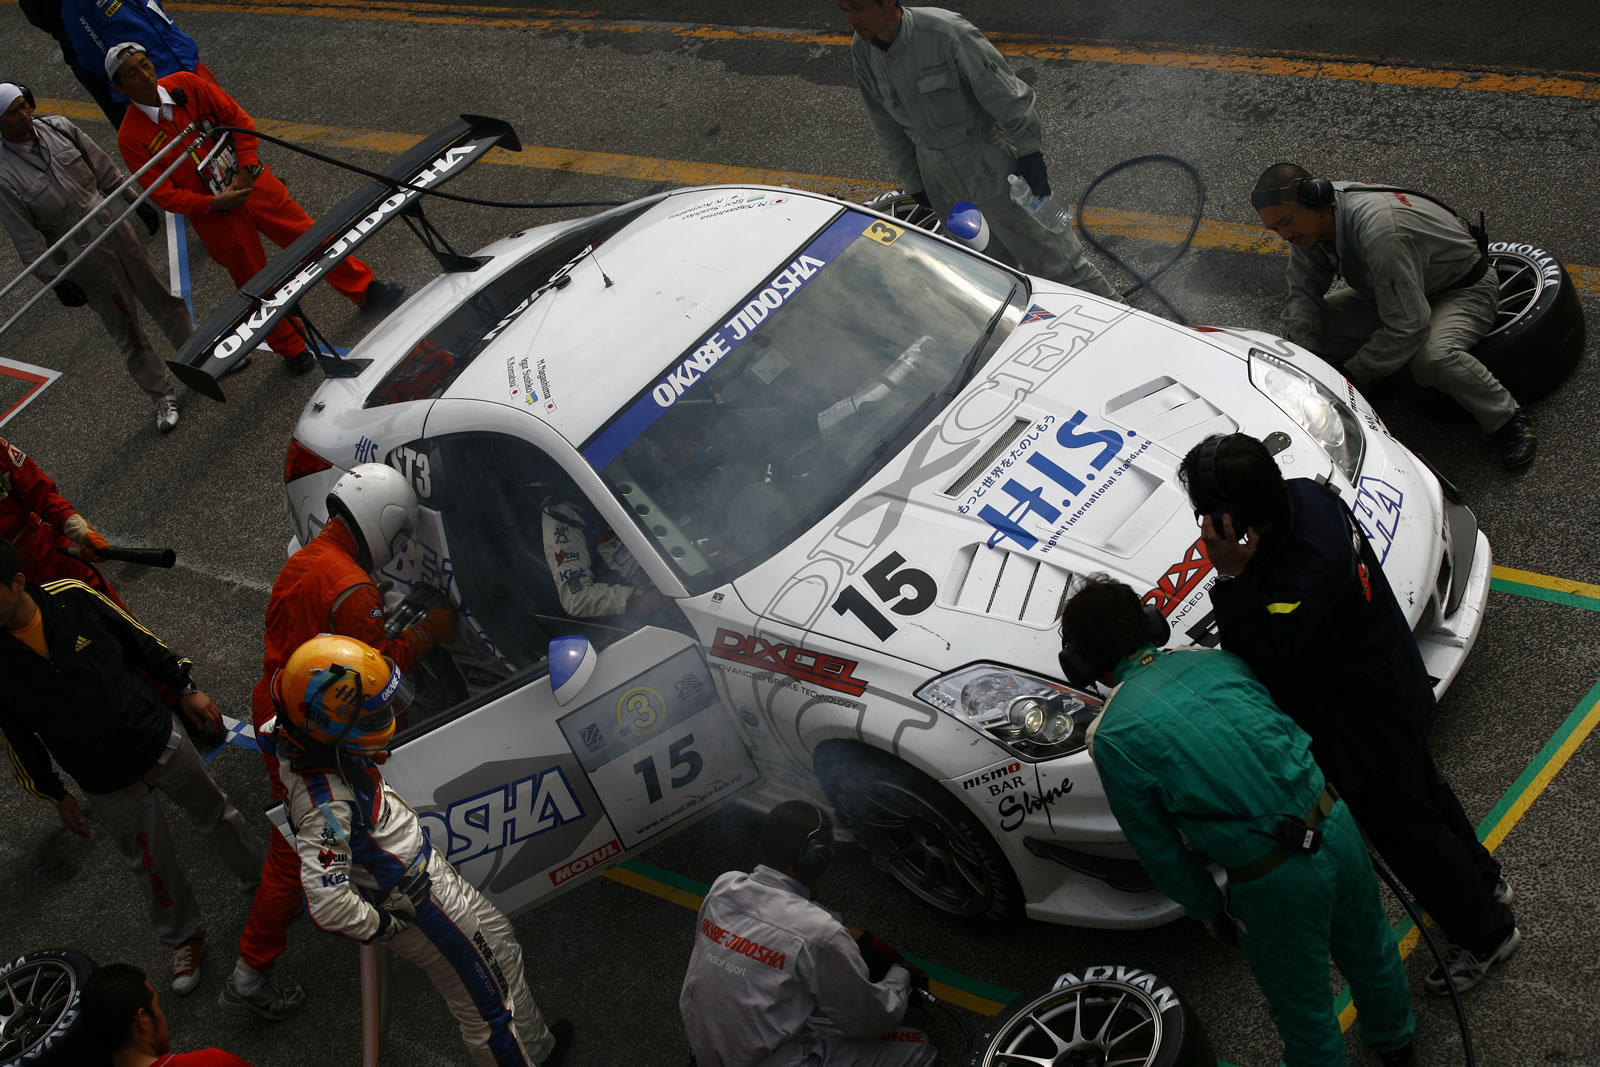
[1370,854,1477,1066]
[1074,154,1208,324]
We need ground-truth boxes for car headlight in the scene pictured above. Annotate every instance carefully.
[1248,348,1366,478]
[915,665,1101,760]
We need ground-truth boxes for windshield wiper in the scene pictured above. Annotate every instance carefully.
[950,284,1019,394]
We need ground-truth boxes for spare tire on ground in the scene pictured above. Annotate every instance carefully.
[1404,241,1586,420]
[0,948,97,1067]
[966,965,1214,1067]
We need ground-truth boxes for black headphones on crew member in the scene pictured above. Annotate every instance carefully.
[1250,170,1335,210]
[1058,603,1171,691]
[792,804,835,883]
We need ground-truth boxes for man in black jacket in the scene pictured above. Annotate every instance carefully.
[0,539,262,995]
[1178,433,1518,996]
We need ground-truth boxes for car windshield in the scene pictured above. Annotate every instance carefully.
[582,210,1018,593]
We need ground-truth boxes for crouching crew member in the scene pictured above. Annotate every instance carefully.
[267,634,569,1066]
[680,800,937,1067]
[1180,432,1519,996]
[1252,162,1536,468]
[1061,575,1416,1067]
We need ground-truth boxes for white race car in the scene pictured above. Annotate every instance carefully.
[179,127,1488,928]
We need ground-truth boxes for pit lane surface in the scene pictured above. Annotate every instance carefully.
[2,2,1599,1064]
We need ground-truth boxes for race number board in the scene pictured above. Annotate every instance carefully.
[558,647,758,849]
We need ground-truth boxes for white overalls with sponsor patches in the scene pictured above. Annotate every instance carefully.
[680,865,936,1067]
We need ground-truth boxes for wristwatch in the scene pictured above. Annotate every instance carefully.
[240,164,263,178]
[180,678,200,697]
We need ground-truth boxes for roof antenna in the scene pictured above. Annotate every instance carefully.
[587,246,615,288]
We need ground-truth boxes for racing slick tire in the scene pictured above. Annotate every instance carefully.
[966,966,1213,1067]
[1403,241,1586,420]
[0,948,97,1067]
[816,743,1022,923]
[862,190,944,236]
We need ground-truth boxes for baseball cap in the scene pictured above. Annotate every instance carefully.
[104,42,148,82]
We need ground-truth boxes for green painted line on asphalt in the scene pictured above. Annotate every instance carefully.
[1491,577,1600,612]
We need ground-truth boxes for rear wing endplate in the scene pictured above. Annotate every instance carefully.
[167,113,520,401]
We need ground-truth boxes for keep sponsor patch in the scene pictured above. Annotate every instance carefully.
[582,212,874,471]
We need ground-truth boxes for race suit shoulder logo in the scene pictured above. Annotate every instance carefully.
[709,629,869,696]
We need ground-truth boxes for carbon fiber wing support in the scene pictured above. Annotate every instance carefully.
[167,113,520,401]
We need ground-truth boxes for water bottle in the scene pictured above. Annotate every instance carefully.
[1007,173,1072,233]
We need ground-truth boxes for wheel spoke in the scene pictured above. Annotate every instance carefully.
[1092,991,1128,1044]
[1027,1009,1073,1053]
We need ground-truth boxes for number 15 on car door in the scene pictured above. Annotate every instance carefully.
[558,647,759,849]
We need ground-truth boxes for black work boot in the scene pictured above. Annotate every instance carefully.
[1491,410,1537,469]
[541,1019,574,1067]
[1378,1041,1418,1067]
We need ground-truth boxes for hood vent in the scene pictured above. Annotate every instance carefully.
[946,543,1072,627]
[1105,376,1238,458]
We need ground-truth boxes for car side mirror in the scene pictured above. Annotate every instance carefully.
[549,635,597,706]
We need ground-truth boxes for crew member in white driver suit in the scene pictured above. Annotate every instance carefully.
[680,801,937,1067]
[844,1,1118,300]
[267,634,572,1066]
[0,82,192,433]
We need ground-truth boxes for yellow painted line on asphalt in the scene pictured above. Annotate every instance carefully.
[1492,564,1600,603]
[45,94,1600,298]
[55,0,1600,103]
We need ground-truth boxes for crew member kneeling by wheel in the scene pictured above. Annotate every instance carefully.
[1060,576,1417,1067]
[679,801,936,1067]
[266,634,572,1067]
[1252,162,1538,469]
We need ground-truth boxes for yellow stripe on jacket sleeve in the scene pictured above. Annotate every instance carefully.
[41,579,170,648]
[0,726,58,804]
[1266,601,1302,614]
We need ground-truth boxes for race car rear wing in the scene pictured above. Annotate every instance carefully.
[167,113,520,401]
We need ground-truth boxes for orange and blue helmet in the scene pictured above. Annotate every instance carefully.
[276,634,407,754]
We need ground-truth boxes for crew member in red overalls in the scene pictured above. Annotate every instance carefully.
[216,463,454,1021]
[109,43,404,374]
[0,436,122,605]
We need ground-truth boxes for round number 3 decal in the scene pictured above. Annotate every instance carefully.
[617,686,664,737]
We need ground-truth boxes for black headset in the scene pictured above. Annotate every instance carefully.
[1193,434,1237,534]
[1251,170,1335,211]
[792,804,834,883]
[1058,602,1171,690]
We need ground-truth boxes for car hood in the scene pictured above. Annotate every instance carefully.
[731,289,1339,677]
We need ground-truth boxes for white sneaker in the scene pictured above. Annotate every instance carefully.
[1423,926,1520,995]
[1493,876,1514,906]
[154,393,179,433]
[171,936,205,995]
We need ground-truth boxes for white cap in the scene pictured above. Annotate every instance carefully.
[0,84,23,114]
[104,42,148,82]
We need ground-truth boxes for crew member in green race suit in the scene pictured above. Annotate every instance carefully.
[1060,575,1416,1066]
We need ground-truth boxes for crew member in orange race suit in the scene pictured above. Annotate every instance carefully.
[109,43,402,373]
[217,464,454,1020]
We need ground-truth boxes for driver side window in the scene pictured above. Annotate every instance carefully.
[429,433,659,663]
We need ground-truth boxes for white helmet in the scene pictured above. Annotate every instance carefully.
[326,464,419,571]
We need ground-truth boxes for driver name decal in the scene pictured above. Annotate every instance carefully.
[709,629,869,697]
[583,212,876,471]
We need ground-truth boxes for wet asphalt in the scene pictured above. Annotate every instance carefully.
[1,2,1598,1065]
